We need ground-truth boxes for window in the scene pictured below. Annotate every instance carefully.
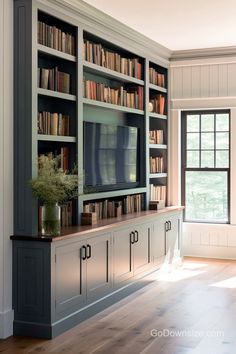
[181,110,230,223]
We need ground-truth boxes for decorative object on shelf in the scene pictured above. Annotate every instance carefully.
[149,94,165,115]
[41,203,61,235]
[30,155,78,235]
[148,102,153,112]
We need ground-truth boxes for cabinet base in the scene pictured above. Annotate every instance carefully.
[13,273,156,339]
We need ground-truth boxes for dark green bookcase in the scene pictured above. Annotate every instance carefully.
[14,0,169,236]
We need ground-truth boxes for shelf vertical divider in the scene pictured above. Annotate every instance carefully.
[14,0,38,235]
[145,59,150,208]
[77,27,84,224]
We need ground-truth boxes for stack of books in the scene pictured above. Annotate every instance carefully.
[149,95,165,115]
[84,79,143,110]
[38,111,70,136]
[38,21,75,55]
[83,39,142,79]
[149,184,166,203]
[149,130,164,144]
[83,194,144,220]
[38,67,71,94]
[149,156,164,173]
[61,201,73,227]
[149,67,165,87]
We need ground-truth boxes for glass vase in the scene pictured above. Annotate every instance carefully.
[41,203,61,236]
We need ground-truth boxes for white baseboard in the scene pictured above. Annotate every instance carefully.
[0,309,13,338]
[182,245,236,260]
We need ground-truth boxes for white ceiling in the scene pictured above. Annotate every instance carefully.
[83,0,236,51]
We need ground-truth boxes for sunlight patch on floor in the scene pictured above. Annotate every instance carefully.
[211,276,236,289]
[149,260,207,282]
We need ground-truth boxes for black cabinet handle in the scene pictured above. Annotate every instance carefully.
[130,231,135,244]
[87,244,91,259]
[81,245,87,260]
[165,221,169,232]
[134,230,139,243]
[168,221,171,231]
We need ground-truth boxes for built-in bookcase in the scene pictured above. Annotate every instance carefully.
[14,0,169,235]
[148,61,168,206]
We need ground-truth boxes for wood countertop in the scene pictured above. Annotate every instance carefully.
[10,206,184,242]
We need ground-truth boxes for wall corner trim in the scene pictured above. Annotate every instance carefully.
[0,310,14,339]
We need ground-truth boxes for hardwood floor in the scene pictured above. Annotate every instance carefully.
[1,257,236,354]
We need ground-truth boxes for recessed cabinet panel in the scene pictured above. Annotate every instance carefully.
[133,224,151,275]
[152,219,166,266]
[166,214,181,264]
[86,233,112,301]
[55,241,86,314]
[114,227,133,285]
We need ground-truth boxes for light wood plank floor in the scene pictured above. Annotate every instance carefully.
[1,257,236,354]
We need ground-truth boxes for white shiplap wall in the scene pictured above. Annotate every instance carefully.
[171,58,236,100]
[0,0,14,339]
[170,57,236,259]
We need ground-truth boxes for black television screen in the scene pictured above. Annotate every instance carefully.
[84,122,139,192]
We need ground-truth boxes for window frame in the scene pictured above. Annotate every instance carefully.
[181,110,230,224]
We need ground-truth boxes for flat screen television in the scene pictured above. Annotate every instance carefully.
[84,122,139,192]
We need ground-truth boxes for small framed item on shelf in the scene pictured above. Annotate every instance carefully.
[81,212,97,225]
[149,200,165,211]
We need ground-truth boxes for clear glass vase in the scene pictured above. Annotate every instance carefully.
[41,203,61,236]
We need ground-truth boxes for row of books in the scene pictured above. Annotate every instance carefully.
[149,67,165,87]
[150,184,166,202]
[84,79,144,110]
[38,21,75,55]
[149,95,165,115]
[38,67,71,94]
[149,156,164,173]
[38,111,70,136]
[39,201,73,230]
[39,148,69,172]
[83,39,142,79]
[149,130,164,145]
[83,194,144,220]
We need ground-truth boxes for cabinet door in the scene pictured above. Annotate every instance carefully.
[152,219,166,266]
[166,214,181,263]
[133,223,151,275]
[114,226,133,285]
[86,233,112,301]
[55,241,86,314]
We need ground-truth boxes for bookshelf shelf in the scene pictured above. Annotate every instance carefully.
[38,44,76,62]
[83,61,144,85]
[149,173,167,178]
[149,83,167,93]
[83,98,145,115]
[148,112,167,120]
[38,88,76,101]
[37,134,76,143]
[149,144,167,149]
[81,187,147,202]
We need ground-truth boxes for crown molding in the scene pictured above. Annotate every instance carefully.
[38,0,171,65]
[171,46,236,61]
